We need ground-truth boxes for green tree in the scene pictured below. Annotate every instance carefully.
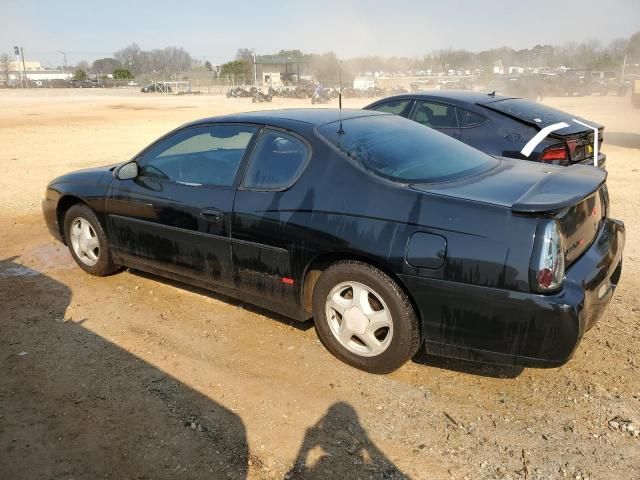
[220,60,250,77]
[113,68,133,79]
[92,57,121,74]
[73,69,87,80]
[204,60,212,71]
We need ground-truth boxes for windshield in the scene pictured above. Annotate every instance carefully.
[317,114,498,183]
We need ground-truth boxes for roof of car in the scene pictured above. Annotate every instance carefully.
[368,89,517,106]
[188,108,385,128]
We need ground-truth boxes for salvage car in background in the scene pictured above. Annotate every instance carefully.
[365,91,606,168]
[141,83,170,93]
[42,110,624,373]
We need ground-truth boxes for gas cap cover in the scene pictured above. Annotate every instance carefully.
[406,232,447,269]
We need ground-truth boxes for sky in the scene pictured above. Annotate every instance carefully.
[0,0,638,67]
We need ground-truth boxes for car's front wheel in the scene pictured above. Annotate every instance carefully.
[312,261,421,374]
[63,204,119,276]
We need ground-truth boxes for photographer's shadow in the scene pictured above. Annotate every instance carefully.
[0,256,248,479]
[285,402,408,479]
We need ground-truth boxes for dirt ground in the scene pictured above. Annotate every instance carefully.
[0,89,638,480]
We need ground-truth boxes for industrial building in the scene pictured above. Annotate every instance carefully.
[1,60,72,86]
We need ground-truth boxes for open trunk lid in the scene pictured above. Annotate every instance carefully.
[480,97,604,164]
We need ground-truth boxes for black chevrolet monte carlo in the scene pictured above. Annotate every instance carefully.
[42,109,625,373]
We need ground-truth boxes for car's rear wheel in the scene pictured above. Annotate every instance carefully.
[312,260,421,374]
[63,204,118,276]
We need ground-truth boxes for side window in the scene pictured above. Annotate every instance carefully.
[139,124,257,186]
[370,99,411,115]
[242,130,309,190]
[456,108,486,128]
[410,101,458,128]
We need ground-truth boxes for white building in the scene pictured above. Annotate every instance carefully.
[2,60,72,86]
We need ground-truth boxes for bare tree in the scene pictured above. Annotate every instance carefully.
[0,53,11,86]
[114,43,193,76]
[114,43,142,74]
[76,60,90,74]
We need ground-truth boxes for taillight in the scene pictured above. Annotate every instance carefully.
[539,146,568,162]
[531,220,565,293]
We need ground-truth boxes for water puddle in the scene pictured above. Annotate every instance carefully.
[24,243,75,270]
[0,264,40,278]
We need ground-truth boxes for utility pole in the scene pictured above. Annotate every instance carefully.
[20,47,27,87]
[14,46,23,88]
[253,49,257,87]
[58,50,67,74]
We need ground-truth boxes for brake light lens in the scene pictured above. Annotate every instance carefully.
[532,221,565,293]
[539,146,568,162]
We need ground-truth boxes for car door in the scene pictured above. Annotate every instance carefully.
[105,123,259,287]
[231,128,311,307]
[408,100,461,140]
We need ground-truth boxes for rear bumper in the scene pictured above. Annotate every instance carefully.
[575,152,606,170]
[400,218,625,367]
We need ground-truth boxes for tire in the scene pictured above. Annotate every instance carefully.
[63,204,119,277]
[312,260,421,374]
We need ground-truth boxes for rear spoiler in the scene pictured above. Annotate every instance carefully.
[512,164,606,213]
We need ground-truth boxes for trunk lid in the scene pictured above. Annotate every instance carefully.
[410,159,605,211]
[411,160,607,265]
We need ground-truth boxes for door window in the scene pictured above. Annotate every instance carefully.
[139,124,257,186]
[241,130,309,190]
[369,99,412,115]
[411,101,458,128]
[456,108,487,128]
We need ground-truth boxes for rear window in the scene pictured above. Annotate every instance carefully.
[485,98,571,126]
[369,99,411,115]
[317,115,498,183]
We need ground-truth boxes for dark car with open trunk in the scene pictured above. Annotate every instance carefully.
[42,109,624,373]
[365,91,606,169]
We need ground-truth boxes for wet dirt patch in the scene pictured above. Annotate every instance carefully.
[21,243,76,271]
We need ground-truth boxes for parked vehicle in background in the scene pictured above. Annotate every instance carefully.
[311,87,330,104]
[365,90,606,168]
[141,83,170,93]
[70,79,99,88]
[127,80,139,87]
[252,89,273,103]
[486,74,545,100]
[591,71,628,96]
[560,69,592,96]
[42,109,624,373]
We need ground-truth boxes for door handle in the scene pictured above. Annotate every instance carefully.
[200,208,224,222]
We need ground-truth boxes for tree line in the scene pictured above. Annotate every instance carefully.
[4,32,638,84]
[219,32,640,85]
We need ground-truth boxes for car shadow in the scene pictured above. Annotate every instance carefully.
[0,256,248,479]
[129,268,314,332]
[604,132,640,149]
[412,351,524,379]
[129,269,523,379]
[284,402,409,479]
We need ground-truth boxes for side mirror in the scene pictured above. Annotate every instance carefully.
[116,161,138,180]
